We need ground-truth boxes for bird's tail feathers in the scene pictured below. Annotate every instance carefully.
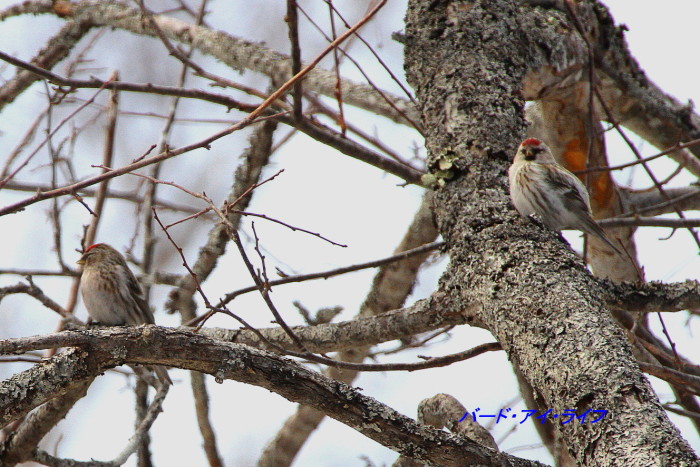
[586,221,624,256]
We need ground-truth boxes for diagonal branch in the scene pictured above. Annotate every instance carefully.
[2,0,416,125]
[259,191,439,465]
[0,328,543,467]
[600,279,700,313]
[0,51,424,186]
[0,112,280,216]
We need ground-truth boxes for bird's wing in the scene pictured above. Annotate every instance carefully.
[545,164,592,214]
[124,268,156,325]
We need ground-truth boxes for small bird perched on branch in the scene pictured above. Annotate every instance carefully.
[78,243,172,385]
[508,138,622,255]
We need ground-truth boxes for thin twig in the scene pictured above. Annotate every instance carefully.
[0,112,284,216]
[113,382,170,465]
[1,279,70,319]
[224,223,308,351]
[619,188,700,218]
[306,92,421,170]
[2,181,203,215]
[229,210,347,247]
[251,222,270,289]
[560,4,700,253]
[292,342,502,372]
[243,0,388,124]
[299,2,423,134]
[0,77,116,189]
[597,88,700,250]
[598,217,700,229]
[44,81,69,272]
[152,208,284,352]
[84,71,119,247]
[31,383,170,467]
[663,404,700,421]
[286,0,303,121]
[639,362,700,396]
[654,312,681,366]
[574,137,700,175]
[103,166,348,250]
[326,0,347,135]
[299,3,425,136]
[206,241,443,310]
[0,51,424,185]
[1,109,46,178]
[372,325,454,357]
[152,209,212,311]
[322,0,417,105]
[0,269,78,277]
[0,50,257,114]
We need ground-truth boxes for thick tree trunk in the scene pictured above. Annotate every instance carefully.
[404,0,698,465]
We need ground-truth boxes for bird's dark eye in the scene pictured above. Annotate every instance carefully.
[523,146,543,161]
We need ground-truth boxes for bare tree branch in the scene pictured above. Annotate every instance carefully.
[600,279,700,313]
[0,328,543,466]
[4,0,418,125]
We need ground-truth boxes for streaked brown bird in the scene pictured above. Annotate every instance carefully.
[78,243,172,385]
[508,138,622,255]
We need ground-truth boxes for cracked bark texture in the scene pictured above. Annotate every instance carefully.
[404,0,697,465]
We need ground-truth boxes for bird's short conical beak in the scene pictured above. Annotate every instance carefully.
[76,258,85,265]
